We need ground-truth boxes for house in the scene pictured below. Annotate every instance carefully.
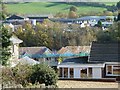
[6,14,26,25]
[50,16,115,28]
[9,35,23,67]
[6,14,25,21]
[58,46,90,58]
[26,14,53,25]
[10,35,23,59]
[19,47,58,66]
[57,42,120,80]
[89,42,120,79]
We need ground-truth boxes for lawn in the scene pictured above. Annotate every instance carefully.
[6,2,107,15]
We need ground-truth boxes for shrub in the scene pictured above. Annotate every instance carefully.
[11,64,32,86]
[2,67,15,87]
[29,64,58,86]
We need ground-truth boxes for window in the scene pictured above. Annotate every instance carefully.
[59,68,62,77]
[106,65,120,76]
[107,66,112,74]
[81,68,87,78]
[70,68,74,78]
[64,68,68,78]
[88,68,92,78]
[113,66,120,75]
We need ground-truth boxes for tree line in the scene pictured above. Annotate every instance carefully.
[14,20,99,50]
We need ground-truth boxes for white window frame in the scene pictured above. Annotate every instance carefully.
[106,65,120,76]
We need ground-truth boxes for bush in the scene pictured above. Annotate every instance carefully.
[11,64,32,86]
[29,64,58,86]
[2,67,15,86]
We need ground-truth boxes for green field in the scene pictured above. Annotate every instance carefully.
[102,2,117,6]
[6,2,117,15]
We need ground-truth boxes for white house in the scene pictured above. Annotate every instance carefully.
[57,42,120,80]
[57,56,104,79]
[9,35,23,67]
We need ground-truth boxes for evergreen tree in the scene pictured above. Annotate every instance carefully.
[97,20,102,28]
[0,2,8,20]
[1,26,12,65]
[117,13,120,21]
[116,1,120,9]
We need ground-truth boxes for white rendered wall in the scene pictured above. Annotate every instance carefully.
[92,67,102,78]
[74,68,80,78]
[13,44,19,59]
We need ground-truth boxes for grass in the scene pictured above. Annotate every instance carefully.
[6,2,107,15]
[102,2,117,6]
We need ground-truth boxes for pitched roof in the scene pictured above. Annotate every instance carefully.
[28,16,48,19]
[10,35,23,44]
[77,16,115,21]
[58,46,90,54]
[60,56,104,65]
[7,15,24,20]
[19,47,52,55]
[89,41,120,62]
[62,56,88,64]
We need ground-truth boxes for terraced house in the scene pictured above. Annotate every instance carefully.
[58,42,120,80]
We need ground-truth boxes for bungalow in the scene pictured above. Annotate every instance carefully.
[19,47,58,66]
[57,42,120,80]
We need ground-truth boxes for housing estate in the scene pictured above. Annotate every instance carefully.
[50,16,115,28]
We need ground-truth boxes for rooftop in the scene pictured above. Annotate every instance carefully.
[89,41,120,62]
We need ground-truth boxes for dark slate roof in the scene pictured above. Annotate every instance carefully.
[6,15,24,20]
[89,41,120,62]
[28,16,48,19]
[62,56,88,64]
[50,16,115,23]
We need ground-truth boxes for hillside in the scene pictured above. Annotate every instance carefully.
[5,2,116,15]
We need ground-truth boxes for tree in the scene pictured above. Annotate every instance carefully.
[109,21,120,41]
[117,13,120,21]
[96,31,112,42]
[103,11,113,16]
[68,5,78,18]
[96,21,120,42]
[68,11,77,18]
[70,6,77,12]
[29,64,58,86]
[1,26,12,65]
[11,64,32,86]
[116,1,120,9]
[95,20,102,28]
[0,2,8,20]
